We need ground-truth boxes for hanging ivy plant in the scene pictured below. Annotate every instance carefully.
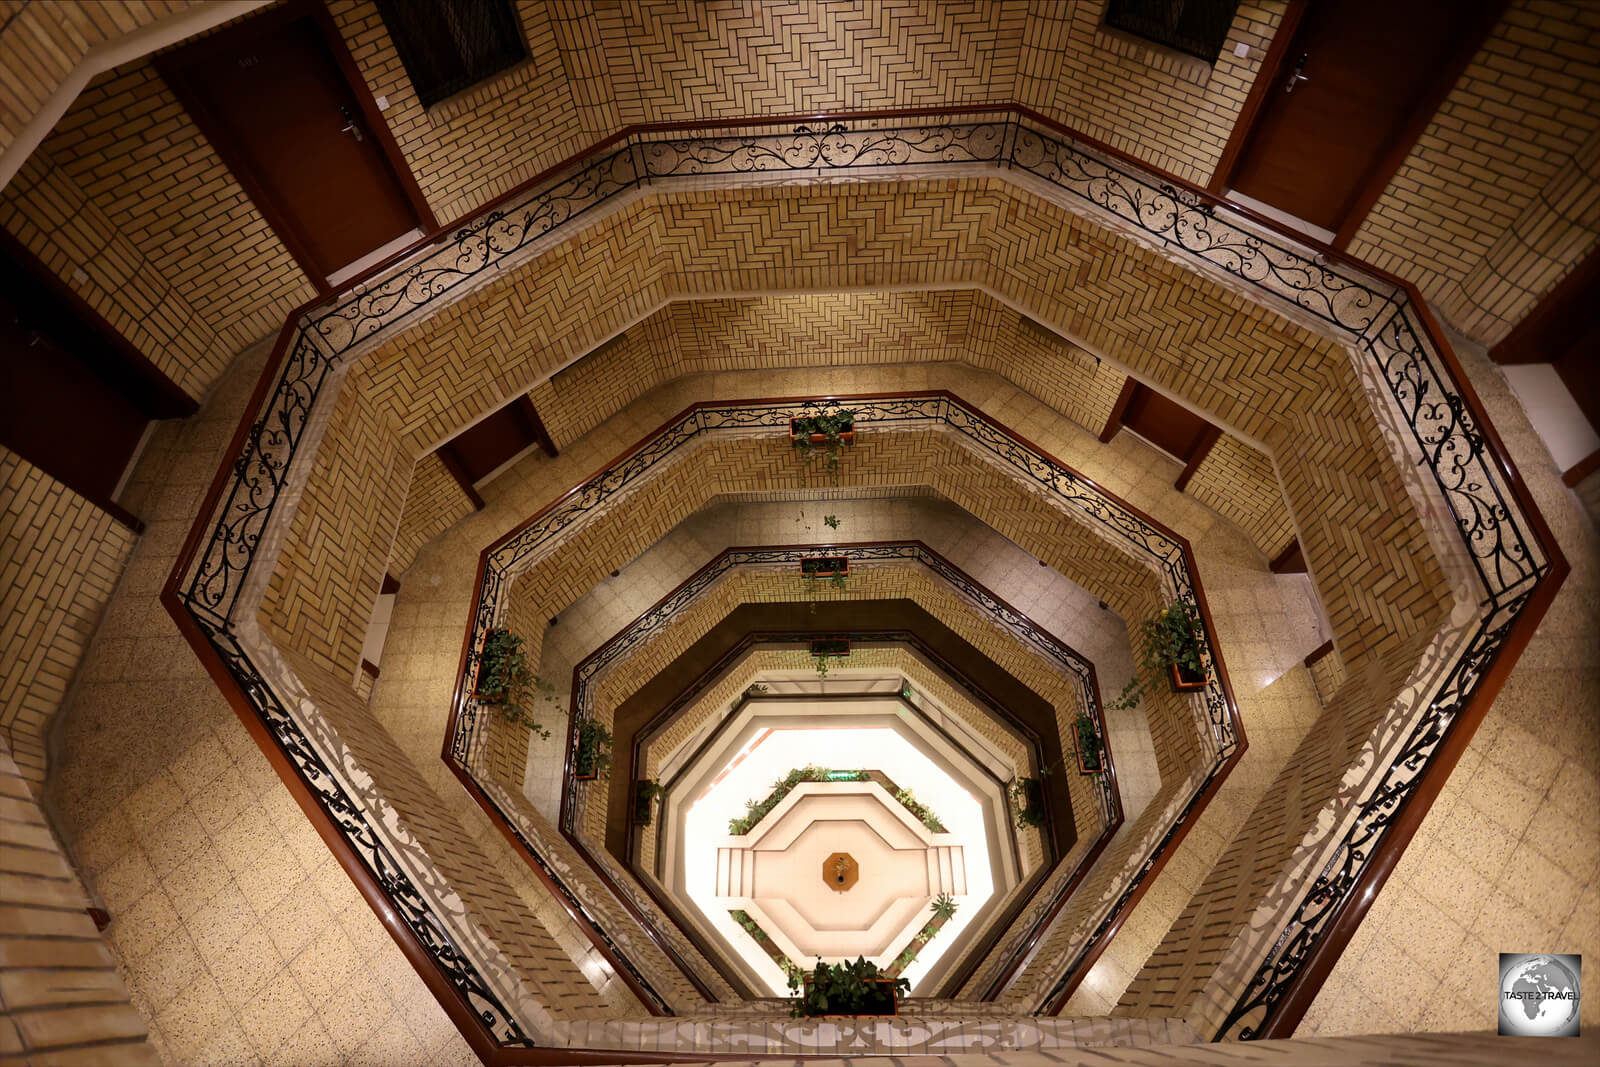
[474,627,555,739]
[790,409,856,485]
[1107,598,1207,710]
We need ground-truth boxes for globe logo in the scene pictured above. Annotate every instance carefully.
[1498,953,1581,1037]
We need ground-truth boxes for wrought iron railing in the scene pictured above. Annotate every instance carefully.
[162,103,1562,1058]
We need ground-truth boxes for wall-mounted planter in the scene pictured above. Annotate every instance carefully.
[1167,661,1207,692]
[799,976,900,1018]
[809,637,850,658]
[1074,715,1105,775]
[790,413,855,444]
[800,556,849,579]
[573,719,611,780]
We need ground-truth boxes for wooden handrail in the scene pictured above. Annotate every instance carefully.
[158,103,1568,1058]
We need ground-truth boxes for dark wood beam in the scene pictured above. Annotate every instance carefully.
[515,395,558,458]
[1174,424,1223,493]
[1100,376,1138,443]
[1303,638,1335,669]
[435,442,486,510]
[1562,447,1600,488]
[1270,537,1307,574]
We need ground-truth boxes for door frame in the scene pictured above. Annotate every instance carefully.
[1208,0,1506,248]
[155,0,437,293]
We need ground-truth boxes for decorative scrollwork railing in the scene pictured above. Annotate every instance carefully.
[164,103,1559,1055]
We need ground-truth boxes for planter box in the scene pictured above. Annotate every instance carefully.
[1013,776,1045,827]
[1074,719,1105,774]
[801,556,849,579]
[574,745,600,780]
[799,976,899,1018]
[810,638,850,658]
[790,415,855,444]
[1167,661,1207,692]
[633,784,658,826]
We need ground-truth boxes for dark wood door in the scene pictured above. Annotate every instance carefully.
[0,288,150,509]
[1228,0,1494,231]
[163,9,423,282]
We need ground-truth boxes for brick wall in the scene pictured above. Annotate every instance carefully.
[1350,1,1600,345]
[388,453,475,578]
[40,63,315,365]
[0,449,136,792]
[0,736,158,1065]
[260,367,409,682]
[0,1,194,162]
[1020,0,1286,186]
[327,0,589,223]
[1185,432,1295,560]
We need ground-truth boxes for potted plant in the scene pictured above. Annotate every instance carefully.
[1074,711,1105,774]
[789,956,909,1018]
[473,627,554,739]
[812,638,849,679]
[634,779,664,825]
[573,719,612,780]
[800,556,849,579]
[1009,776,1045,829]
[1107,598,1208,710]
[931,892,958,924]
[790,409,856,485]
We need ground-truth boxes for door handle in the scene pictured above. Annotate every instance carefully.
[1285,52,1310,94]
[339,105,365,142]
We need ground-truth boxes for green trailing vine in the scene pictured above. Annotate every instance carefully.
[474,627,556,739]
[726,768,949,836]
[789,956,908,1017]
[1107,598,1207,711]
[1074,711,1105,774]
[791,409,856,486]
[573,718,612,778]
[893,787,947,833]
[633,779,664,825]
[1009,776,1046,829]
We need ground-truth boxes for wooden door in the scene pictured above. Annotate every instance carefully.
[160,4,429,285]
[1225,0,1500,233]
[0,287,150,511]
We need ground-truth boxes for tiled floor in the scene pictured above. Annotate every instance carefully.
[33,337,1588,1061]
[43,339,480,1066]
[524,494,1159,824]
[377,361,1330,1024]
[1298,339,1600,1036]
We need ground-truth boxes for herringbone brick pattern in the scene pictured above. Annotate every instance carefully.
[1350,1,1600,344]
[0,448,136,791]
[608,0,1023,125]
[1185,432,1296,561]
[501,430,1166,643]
[389,453,474,577]
[561,564,1115,848]
[353,178,1434,698]
[530,289,1125,447]
[260,366,409,680]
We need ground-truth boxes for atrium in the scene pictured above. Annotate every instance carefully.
[0,2,1596,1065]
